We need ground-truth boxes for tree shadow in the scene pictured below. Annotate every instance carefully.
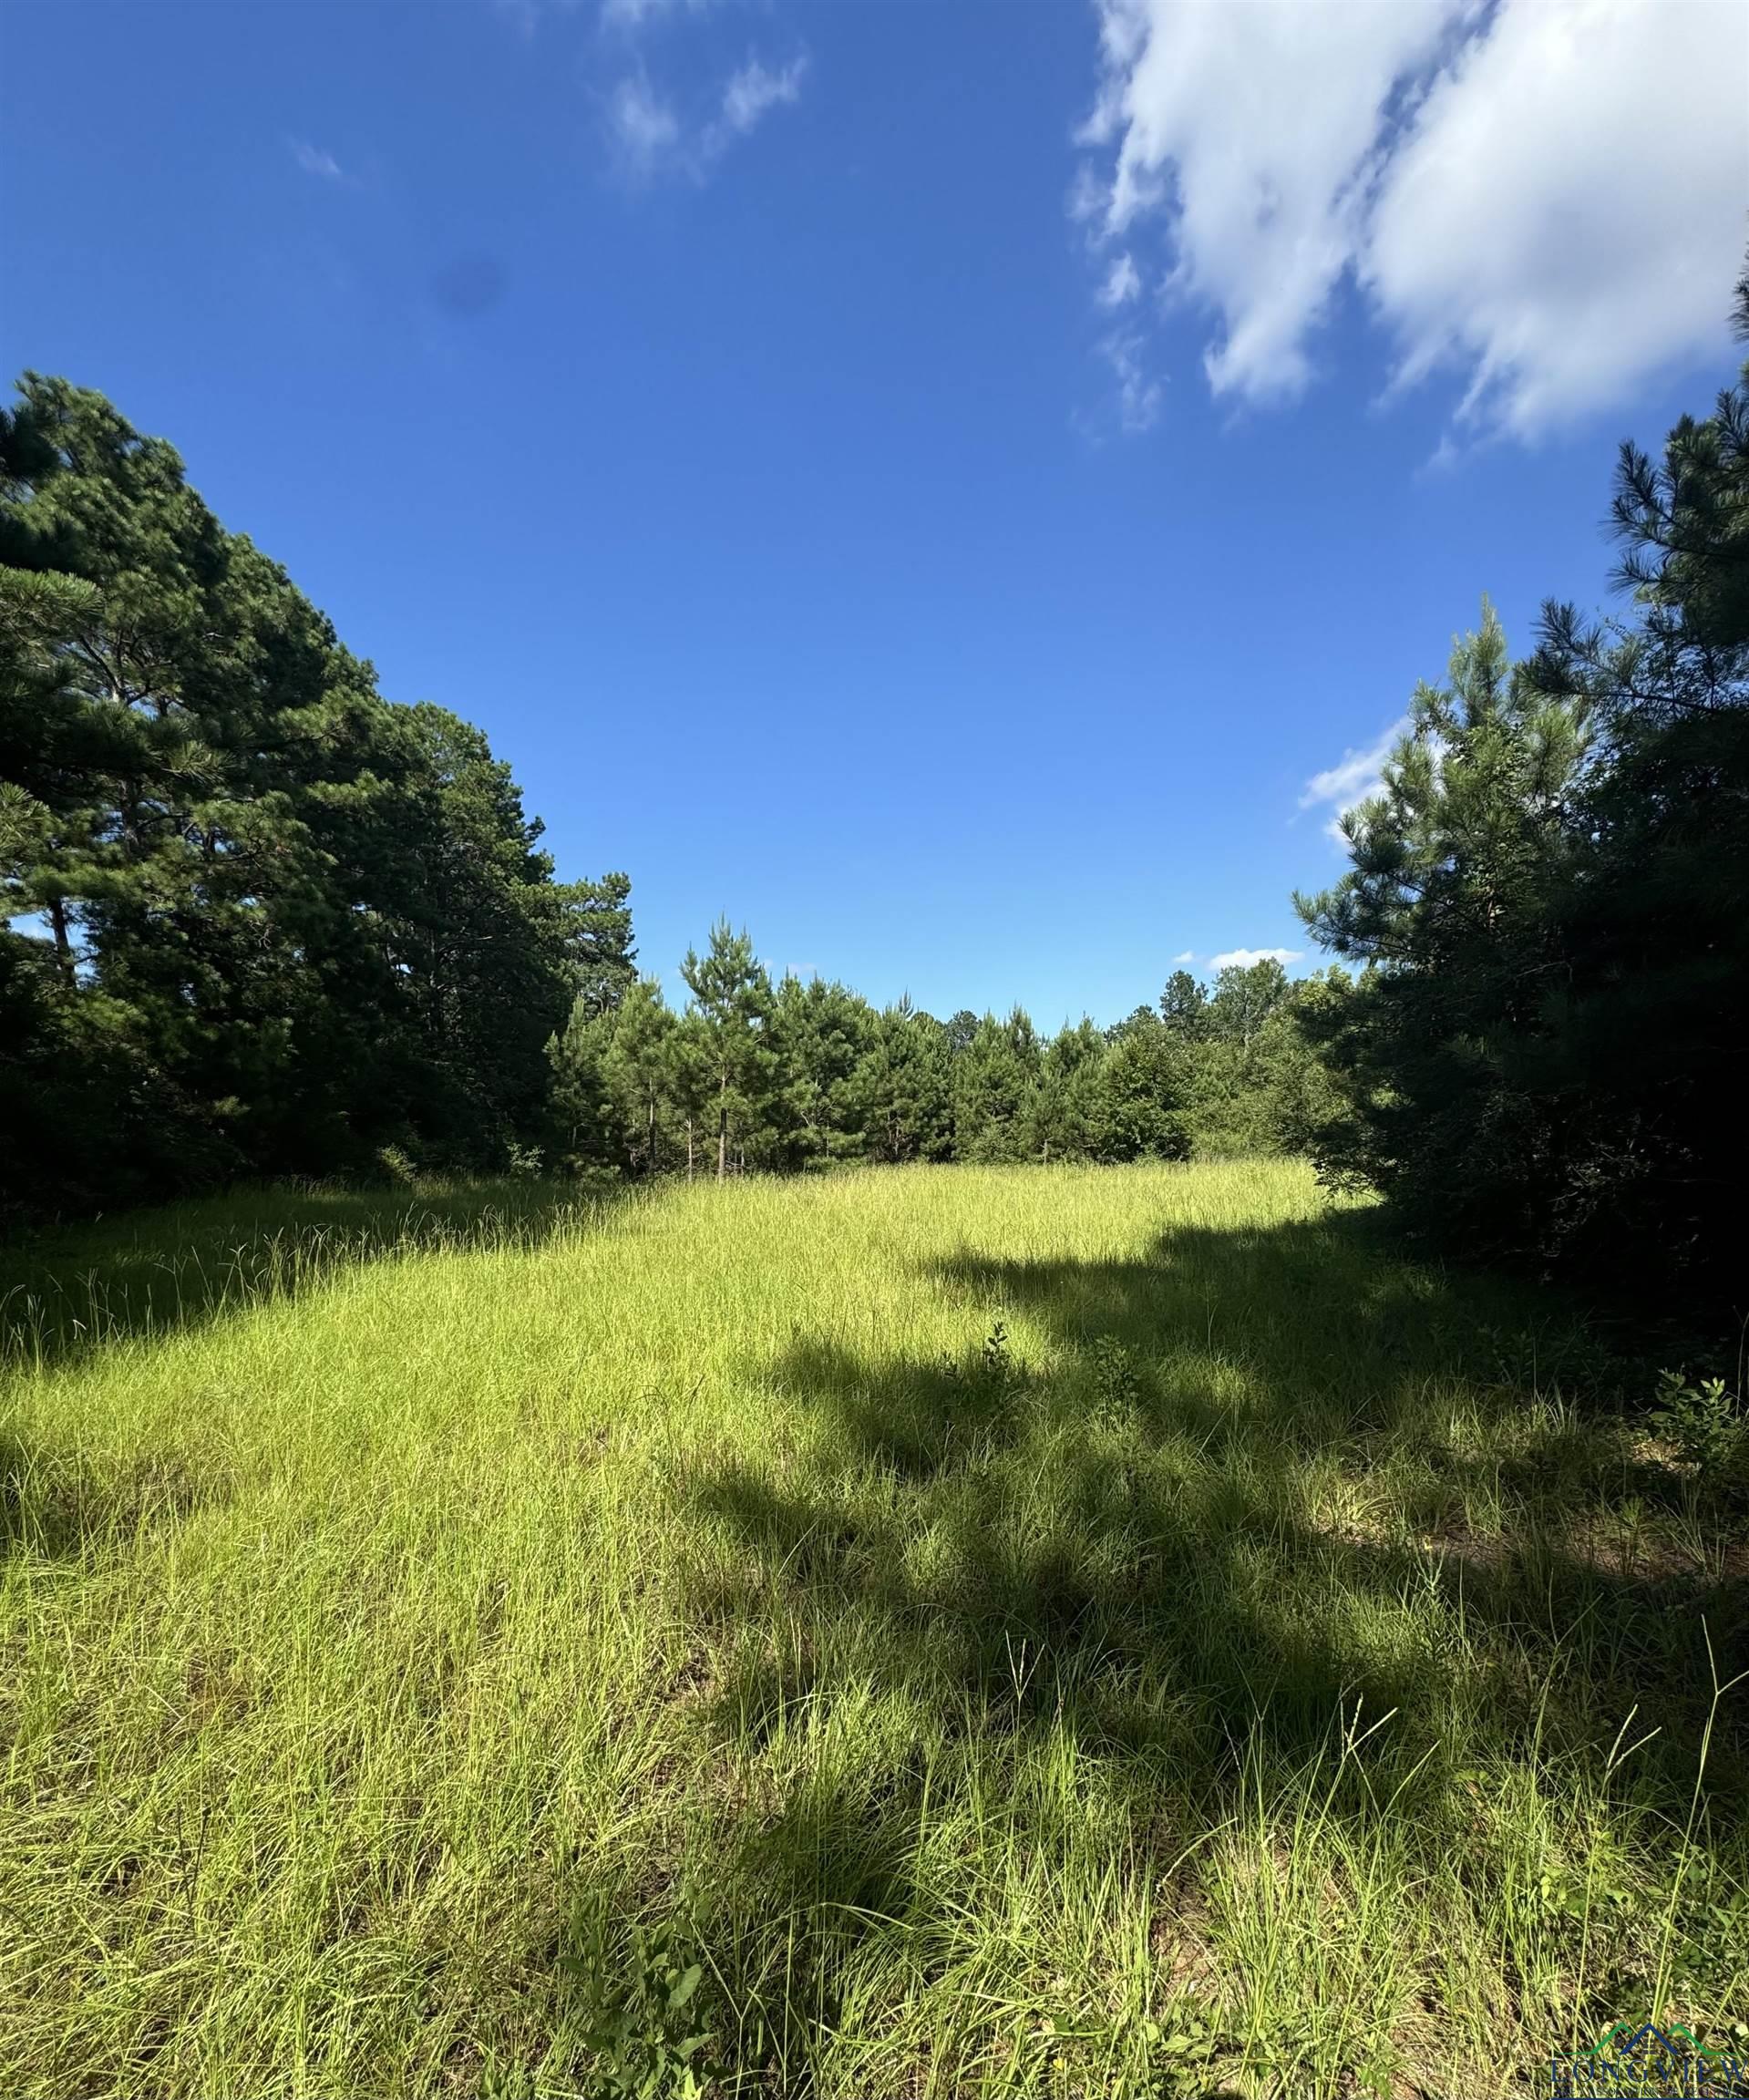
[654,1209,1747,2087]
[0,1178,624,1372]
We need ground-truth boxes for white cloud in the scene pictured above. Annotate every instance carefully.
[1363,1,1749,437]
[1067,160,1106,226]
[606,51,806,179]
[1078,0,1749,437]
[720,55,808,136]
[1085,0,1456,402]
[1171,949,1195,964]
[1209,947,1301,971]
[1300,719,1405,843]
[601,0,714,27]
[290,139,345,181]
[1100,329,1162,433]
[607,74,682,172]
[1096,252,1141,308]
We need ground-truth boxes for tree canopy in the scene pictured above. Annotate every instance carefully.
[0,375,630,1218]
[1295,272,1748,1306]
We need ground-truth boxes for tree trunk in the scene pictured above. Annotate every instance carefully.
[46,896,74,988]
[647,1092,657,1174]
[686,1118,694,1182]
[717,1074,728,1181]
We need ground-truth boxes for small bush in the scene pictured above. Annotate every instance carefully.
[1650,1366,1745,1478]
[376,1143,418,1187]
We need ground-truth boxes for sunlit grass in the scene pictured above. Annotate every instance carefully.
[2,1162,1744,2098]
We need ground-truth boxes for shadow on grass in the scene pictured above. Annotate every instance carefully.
[1,1179,626,1565]
[0,1429,221,1561]
[644,1207,1748,2090]
[0,1177,622,1373]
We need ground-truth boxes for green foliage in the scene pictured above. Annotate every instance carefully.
[1296,281,1747,1310]
[542,940,1346,1183]
[1158,967,1209,1040]
[561,1894,722,2100]
[0,373,627,1220]
[1295,600,1593,1261]
[681,921,775,1180]
[952,1007,1041,1162]
[1208,956,1290,1048]
[856,1000,954,1164]
[1089,1010,1191,1161]
[766,973,877,1168]
[1650,1368,1745,1479]
[1086,1332,1140,1425]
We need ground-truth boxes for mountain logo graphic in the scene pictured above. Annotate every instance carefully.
[1550,2023,1749,2099]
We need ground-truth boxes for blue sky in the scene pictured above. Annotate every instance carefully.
[3,0,1744,1025]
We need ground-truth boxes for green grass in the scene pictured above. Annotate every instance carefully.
[2,1162,1744,2099]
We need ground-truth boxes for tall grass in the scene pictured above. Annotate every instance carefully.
[1,1162,1744,2097]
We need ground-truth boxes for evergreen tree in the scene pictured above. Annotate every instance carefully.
[1295,602,1591,1261]
[603,975,678,1174]
[1024,1016,1106,1162]
[767,974,876,1168]
[854,1001,954,1163]
[553,870,636,1019]
[0,373,622,1211]
[680,921,773,1179]
[664,1008,717,1182]
[952,1007,1041,1162]
[1087,1009,1190,1160]
[1158,969,1209,1040]
[546,1001,617,1170]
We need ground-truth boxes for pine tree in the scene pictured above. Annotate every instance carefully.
[680,921,773,1179]
[602,976,679,1174]
[1158,969,1209,1040]
[1295,602,1597,1263]
[854,1002,954,1163]
[952,1008,1041,1163]
[0,372,622,1210]
[767,974,877,1168]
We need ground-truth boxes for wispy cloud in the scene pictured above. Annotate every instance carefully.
[605,50,807,180]
[290,138,346,182]
[1209,947,1301,971]
[1171,949,1195,965]
[720,55,807,136]
[607,73,683,173]
[600,0,713,28]
[1096,252,1140,309]
[1099,329,1162,434]
[1299,720,1404,843]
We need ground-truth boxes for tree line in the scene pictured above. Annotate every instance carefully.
[547,942,1347,1179]
[0,375,634,1220]
[0,373,1326,1221]
[4,253,1744,1323]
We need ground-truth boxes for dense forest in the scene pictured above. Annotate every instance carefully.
[3,266,1744,1316]
[547,944,1347,1181]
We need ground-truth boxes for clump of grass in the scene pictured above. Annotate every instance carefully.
[1,1160,1744,2097]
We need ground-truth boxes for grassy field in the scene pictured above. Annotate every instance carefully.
[2,1161,1745,2099]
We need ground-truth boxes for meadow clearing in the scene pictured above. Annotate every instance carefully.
[2,1160,1744,2099]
